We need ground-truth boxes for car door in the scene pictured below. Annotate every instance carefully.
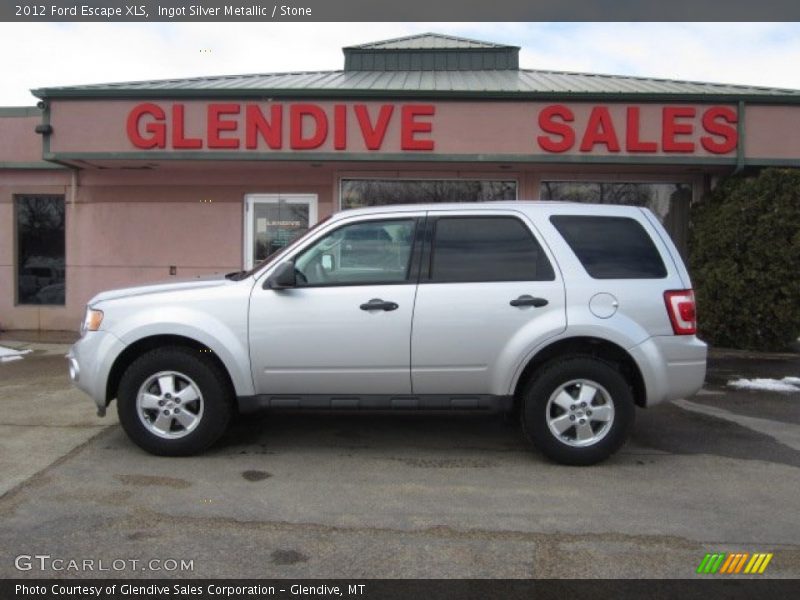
[411,210,567,395]
[249,214,423,396]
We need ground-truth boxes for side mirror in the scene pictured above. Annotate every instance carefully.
[265,262,296,289]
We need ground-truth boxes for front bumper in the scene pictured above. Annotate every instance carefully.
[66,329,126,416]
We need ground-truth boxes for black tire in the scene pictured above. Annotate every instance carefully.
[520,356,635,466]
[117,346,232,456]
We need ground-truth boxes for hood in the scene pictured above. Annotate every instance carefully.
[88,273,238,305]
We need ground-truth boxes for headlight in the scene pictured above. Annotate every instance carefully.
[81,307,104,335]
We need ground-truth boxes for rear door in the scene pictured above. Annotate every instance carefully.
[411,210,566,395]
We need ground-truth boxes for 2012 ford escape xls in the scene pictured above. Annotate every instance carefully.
[66,202,706,465]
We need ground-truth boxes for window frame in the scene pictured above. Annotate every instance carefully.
[288,216,425,288]
[420,214,556,284]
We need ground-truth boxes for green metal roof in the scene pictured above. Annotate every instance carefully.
[31,32,800,101]
[343,33,519,72]
[345,33,518,50]
[33,67,800,101]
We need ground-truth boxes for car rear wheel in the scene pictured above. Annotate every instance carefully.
[520,357,634,465]
[117,346,232,456]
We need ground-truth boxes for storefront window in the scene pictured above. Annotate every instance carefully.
[341,179,517,210]
[540,181,692,257]
[15,195,66,305]
[253,202,310,262]
[244,194,318,269]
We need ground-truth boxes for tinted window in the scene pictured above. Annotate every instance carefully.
[540,180,692,258]
[294,219,416,286]
[550,215,667,279]
[430,217,555,283]
[15,195,65,305]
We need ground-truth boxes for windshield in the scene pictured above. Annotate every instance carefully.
[227,215,333,281]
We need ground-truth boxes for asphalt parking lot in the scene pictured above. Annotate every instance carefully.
[1,342,799,579]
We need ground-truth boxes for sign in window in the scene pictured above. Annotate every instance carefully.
[244,194,318,269]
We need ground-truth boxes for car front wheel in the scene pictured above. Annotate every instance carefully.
[117,346,232,456]
[520,357,635,466]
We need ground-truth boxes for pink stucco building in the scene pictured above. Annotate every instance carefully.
[2,33,800,331]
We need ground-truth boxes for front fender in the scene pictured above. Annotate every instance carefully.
[111,308,254,397]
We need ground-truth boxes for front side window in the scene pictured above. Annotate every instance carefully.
[429,216,555,283]
[15,195,65,305]
[294,219,416,286]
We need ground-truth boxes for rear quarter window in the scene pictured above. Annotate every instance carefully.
[550,215,667,279]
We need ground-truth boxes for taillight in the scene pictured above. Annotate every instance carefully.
[664,290,697,335]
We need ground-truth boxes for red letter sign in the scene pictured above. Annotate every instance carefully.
[245,104,282,150]
[625,107,657,152]
[537,105,575,153]
[580,106,621,152]
[356,104,394,150]
[701,106,738,154]
[401,105,435,151]
[662,107,696,152]
[127,103,166,149]
[290,104,328,149]
[172,104,203,149]
[208,103,240,149]
[334,105,347,150]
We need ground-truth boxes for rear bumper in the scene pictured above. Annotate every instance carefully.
[66,330,126,416]
[629,335,707,406]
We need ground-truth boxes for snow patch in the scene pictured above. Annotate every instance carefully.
[727,377,800,393]
[0,346,32,363]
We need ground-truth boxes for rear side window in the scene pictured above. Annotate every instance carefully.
[550,215,667,279]
[430,216,555,282]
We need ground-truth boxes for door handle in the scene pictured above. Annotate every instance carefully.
[360,298,399,311]
[510,295,548,308]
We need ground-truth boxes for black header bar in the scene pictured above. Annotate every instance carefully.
[3,0,800,22]
[4,579,800,600]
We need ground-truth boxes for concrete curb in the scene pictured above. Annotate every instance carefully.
[0,341,71,357]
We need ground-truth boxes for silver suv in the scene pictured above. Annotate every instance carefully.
[67,202,706,465]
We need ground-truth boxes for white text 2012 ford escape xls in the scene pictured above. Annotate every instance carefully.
[67,202,706,465]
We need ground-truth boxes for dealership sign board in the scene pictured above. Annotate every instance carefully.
[45,99,797,160]
[122,101,737,155]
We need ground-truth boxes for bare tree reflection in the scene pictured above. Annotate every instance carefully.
[16,195,65,305]
[342,179,516,209]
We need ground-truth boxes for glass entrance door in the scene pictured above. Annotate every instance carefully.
[243,194,318,269]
